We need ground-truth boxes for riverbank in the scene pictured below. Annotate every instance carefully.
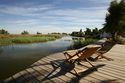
[0,34,62,45]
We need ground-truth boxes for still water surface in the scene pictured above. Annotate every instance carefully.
[0,36,74,80]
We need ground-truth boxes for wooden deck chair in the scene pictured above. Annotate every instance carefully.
[64,46,101,67]
[63,47,87,61]
[64,44,113,62]
[94,50,113,61]
[94,41,114,61]
[63,47,101,75]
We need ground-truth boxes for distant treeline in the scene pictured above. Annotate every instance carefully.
[0,29,68,35]
[71,28,103,38]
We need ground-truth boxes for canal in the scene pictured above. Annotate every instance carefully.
[0,36,75,80]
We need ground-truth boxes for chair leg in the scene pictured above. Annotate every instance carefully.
[73,69,80,76]
[51,61,60,69]
[85,58,94,67]
[85,58,97,71]
[64,52,73,60]
[94,53,113,61]
[94,55,101,61]
[100,55,114,61]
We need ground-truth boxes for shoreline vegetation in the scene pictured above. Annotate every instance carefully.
[70,38,99,49]
[0,34,63,46]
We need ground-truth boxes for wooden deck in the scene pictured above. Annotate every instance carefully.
[3,44,125,83]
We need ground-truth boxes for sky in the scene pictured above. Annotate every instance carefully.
[0,0,111,34]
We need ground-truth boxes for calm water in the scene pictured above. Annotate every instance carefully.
[0,36,74,80]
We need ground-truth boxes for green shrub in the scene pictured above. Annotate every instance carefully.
[72,38,98,49]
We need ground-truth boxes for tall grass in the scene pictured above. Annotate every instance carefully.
[11,37,56,43]
[33,34,62,38]
[0,34,62,45]
[0,38,12,45]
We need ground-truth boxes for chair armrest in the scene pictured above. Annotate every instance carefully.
[64,50,78,53]
[97,50,107,54]
[63,52,73,59]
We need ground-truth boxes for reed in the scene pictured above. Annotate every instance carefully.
[0,34,62,45]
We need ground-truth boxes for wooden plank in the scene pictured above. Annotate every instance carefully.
[81,61,125,74]
[12,72,25,83]
[37,62,72,83]
[19,70,39,83]
[76,61,125,81]
[31,61,41,67]
[33,64,66,83]
[26,68,43,82]
[101,66,125,75]
[3,77,15,83]
[98,68,125,80]
[32,66,54,83]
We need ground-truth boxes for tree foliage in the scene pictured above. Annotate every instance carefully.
[21,30,29,35]
[71,29,84,37]
[37,32,42,34]
[84,28,102,38]
[0,29,9,34]
[71,28,103,38]
[85,28,92,37]
[104,0,125,40]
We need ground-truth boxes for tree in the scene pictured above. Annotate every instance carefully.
[21,30,29,35]
[92,28,100,38]
[71,29,84,37]
[37,32,41,34]
[92,28,99,34]
[103,0,125,41]
[71,32,78,36]
[84,28,92,37]
[78,29,83,37]
[0,29,9,34]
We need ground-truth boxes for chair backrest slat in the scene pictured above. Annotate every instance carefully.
[68,47,101,61]
[79,47,101,59]
[68,48,87,60]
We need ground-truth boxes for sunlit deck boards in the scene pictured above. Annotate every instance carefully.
[3,44,125,83]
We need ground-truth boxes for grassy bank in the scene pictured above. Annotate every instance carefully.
[0,34,62,45]
[71,38,98,49]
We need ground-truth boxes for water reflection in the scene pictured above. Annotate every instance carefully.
[68,37,85,49]
[72,37,85,41]
[0,47,3,54]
